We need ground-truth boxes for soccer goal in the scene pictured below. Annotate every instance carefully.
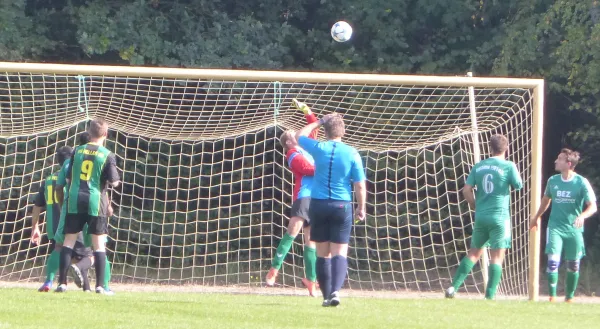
[0,62,544,300]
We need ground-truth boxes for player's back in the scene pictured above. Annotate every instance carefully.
[68,143,112,215]
[309,141,363,201]
[467,157,523,219]
[43,171,62,234]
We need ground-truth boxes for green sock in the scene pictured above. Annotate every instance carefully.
[45,250,60,282]
[547,272,558,297]
[565,271,580,300]
[271,233,295,270]
[303,246,317,282]
[485,263,503,299]
[104,257,111,290]
[451,257,476,290]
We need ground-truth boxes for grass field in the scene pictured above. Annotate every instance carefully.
[1,287,600,329]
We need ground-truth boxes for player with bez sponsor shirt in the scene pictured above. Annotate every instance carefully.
[531,149,597,302]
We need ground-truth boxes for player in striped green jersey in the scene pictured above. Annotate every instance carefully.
[55,132,114,293]
[55,119,120,293]
[31,146,73,291]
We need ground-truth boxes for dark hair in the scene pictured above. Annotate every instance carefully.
[56,146,73,166]
[489,134,508,155]
[560,148,580,169]
[88,118,109,139]
[79,131,91,145]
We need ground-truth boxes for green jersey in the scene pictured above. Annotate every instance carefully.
[66,143,119,217]
[34,171,62,238]
[466,157,523,220]
[544,174,596,233]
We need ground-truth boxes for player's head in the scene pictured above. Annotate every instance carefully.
[555,148,580,172]
[79,131,91,146]
[55,146,73,166]
[323,113,345,140]
[87,118,109,142]
[279,130,298,150]
[489,134,508,156]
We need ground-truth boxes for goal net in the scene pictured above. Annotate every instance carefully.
[0,63,543,299]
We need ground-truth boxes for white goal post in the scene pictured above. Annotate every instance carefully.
[0,62,543,301]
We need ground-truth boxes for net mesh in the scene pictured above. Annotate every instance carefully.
[0,71,535,296]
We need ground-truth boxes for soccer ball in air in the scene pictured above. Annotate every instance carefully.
[331,21,353,42]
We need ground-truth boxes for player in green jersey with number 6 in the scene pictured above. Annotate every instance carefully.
[530,149,597,303]
[445,134,523,299]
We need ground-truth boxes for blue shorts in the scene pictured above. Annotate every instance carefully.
[309,199,353,244]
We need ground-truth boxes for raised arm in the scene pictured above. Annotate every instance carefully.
[293,98,320,140]
[296,120,322,140]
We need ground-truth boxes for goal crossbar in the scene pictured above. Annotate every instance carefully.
[0,62,543,89]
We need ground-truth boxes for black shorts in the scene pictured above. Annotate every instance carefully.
[291,197,311,226]
[72,241,93,261]
[309,199,353,244]
[64,214,108,235]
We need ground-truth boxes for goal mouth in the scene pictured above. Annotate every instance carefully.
[0,62,543,299]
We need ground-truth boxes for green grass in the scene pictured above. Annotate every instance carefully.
[1,288,599,329]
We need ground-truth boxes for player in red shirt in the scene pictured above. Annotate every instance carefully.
[265,99,319,296]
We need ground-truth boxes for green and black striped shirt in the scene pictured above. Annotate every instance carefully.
[35,171,62,236]
[66,143,119,217]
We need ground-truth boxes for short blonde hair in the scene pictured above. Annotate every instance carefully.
[324,115,345,139]
[88,118,109,139]
[279,130,296,149]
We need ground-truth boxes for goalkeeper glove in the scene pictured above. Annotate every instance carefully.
[292,98,311,115]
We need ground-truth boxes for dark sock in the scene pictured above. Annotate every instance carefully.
[81,269,90,291]
[76,256,93,272]
[93,251,107,289]
[316,257,332,299]
[58,247,73,285]
[331,255,348,293]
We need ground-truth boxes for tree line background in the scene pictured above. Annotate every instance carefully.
[2,0,600,294]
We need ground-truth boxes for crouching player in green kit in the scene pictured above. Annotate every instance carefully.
[531,149,597,302]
